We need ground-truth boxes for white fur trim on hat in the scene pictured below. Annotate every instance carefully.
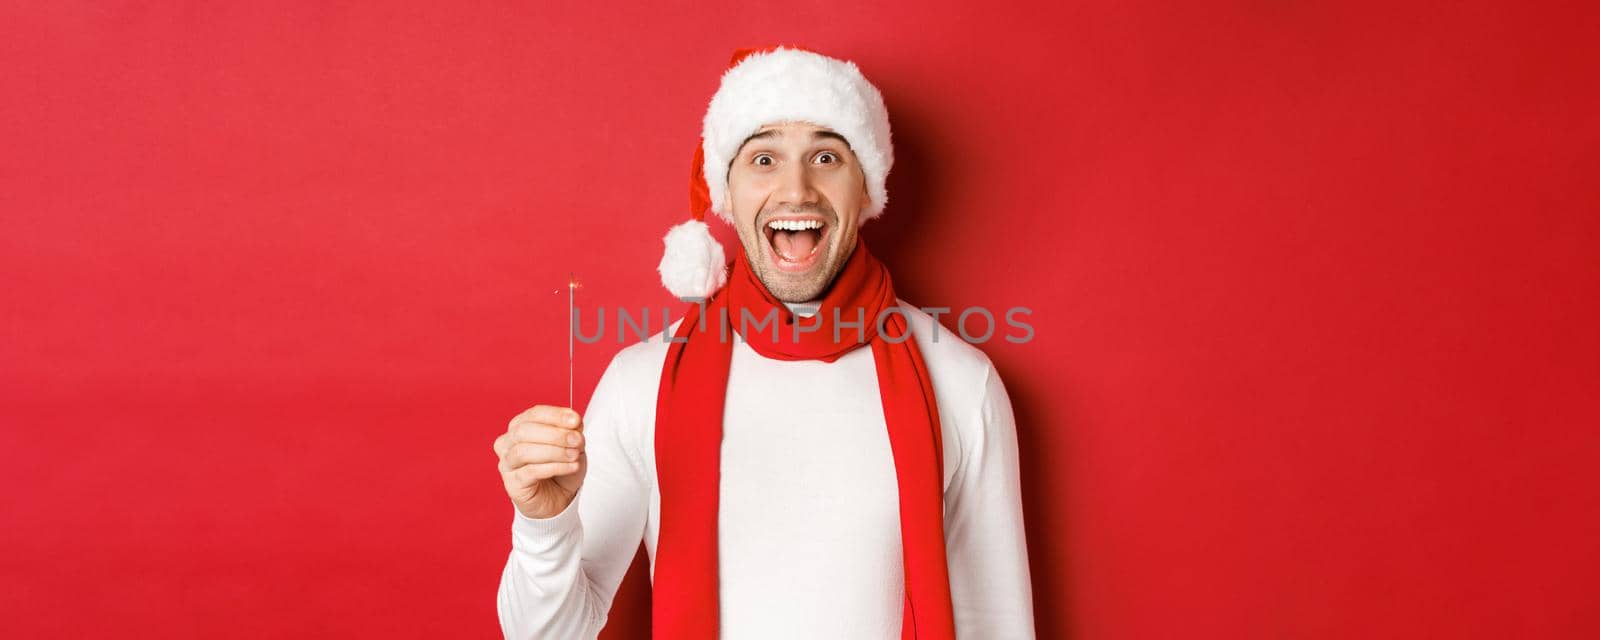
[657,219,728,299]
[701,47,893,224]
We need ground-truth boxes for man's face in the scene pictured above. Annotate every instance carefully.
[725,120,870,303]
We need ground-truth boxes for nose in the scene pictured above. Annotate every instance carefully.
[774,158,819,209]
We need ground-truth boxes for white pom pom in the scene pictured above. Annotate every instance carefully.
[657,219,728,299]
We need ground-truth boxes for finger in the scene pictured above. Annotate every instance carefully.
[502,442,581,470]
[509,405,582,431]
[508,404,572,426]
[510,422,584,448]
[510,461,582,486]
[493,433,512,458]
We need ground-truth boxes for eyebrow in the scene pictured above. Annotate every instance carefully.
[735,129,852,155]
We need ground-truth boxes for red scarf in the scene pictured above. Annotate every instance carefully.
[652,240,957,639]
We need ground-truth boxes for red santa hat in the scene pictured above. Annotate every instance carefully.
[656,45,895,299]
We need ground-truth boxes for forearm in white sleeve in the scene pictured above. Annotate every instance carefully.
[943,363,1038,639]
[496,358,650,640]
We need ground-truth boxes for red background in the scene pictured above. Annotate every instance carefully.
[4,2,1597,638]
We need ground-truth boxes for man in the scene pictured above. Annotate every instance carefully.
[494,46,1035,639]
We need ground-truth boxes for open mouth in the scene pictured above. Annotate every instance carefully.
[762,216,830,273]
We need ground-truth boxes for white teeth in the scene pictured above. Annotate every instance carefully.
[766,219,824,231]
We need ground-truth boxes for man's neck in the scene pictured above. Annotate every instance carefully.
[783,300,822,317]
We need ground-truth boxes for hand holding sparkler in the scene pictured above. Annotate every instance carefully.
[490,273,587,520]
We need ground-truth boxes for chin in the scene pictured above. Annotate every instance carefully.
[758,264,828,302]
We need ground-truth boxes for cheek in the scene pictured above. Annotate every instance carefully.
[822,173,868,217]
[728,173,766,208]
[725,183,761,233]
[825,177,854,197]
[733,191,764,226]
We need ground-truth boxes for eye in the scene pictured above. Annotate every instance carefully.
[753,153,774,166]
[815,151,839,164]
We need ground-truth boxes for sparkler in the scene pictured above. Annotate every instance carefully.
[563,273,581,409]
